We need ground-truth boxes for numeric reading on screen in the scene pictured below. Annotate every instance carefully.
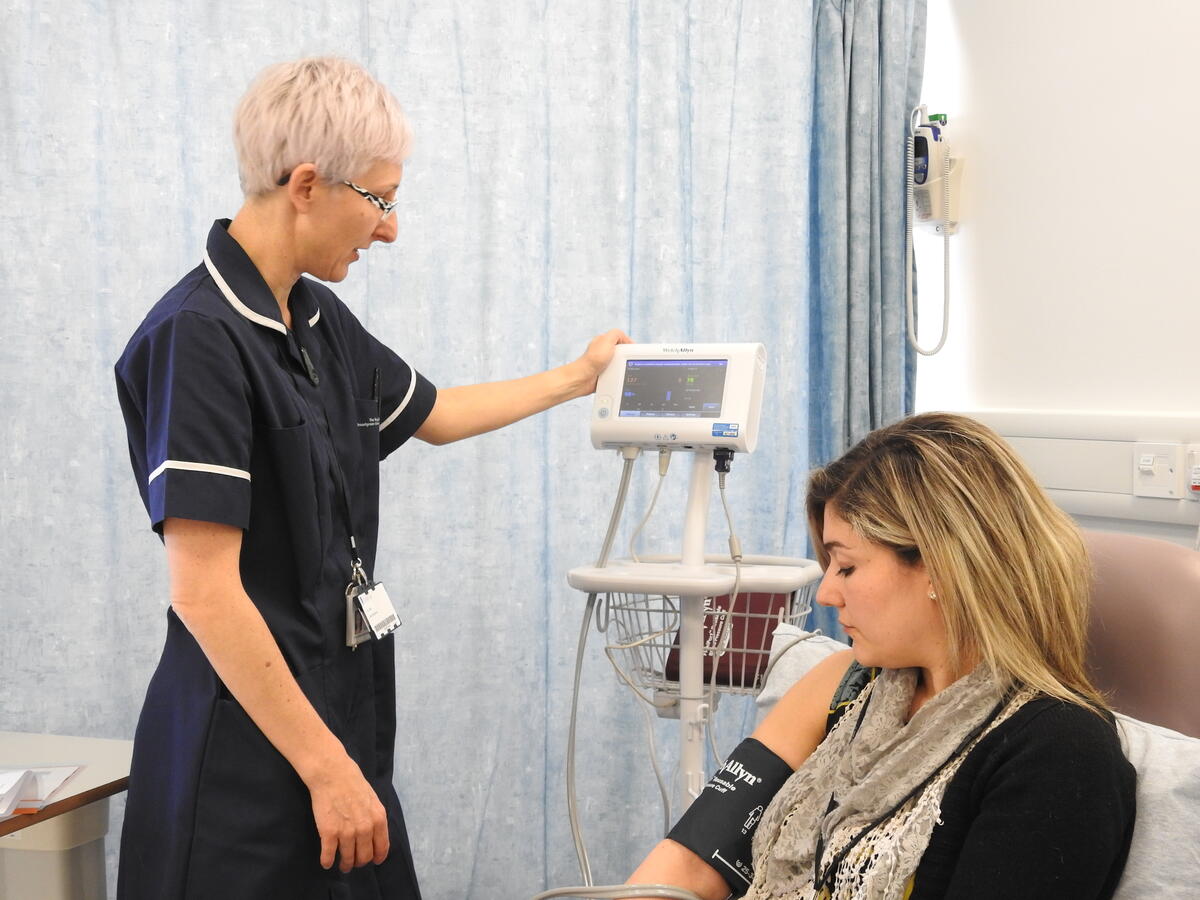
[618,359,728,418]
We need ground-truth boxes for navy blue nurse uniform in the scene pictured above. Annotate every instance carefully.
[114,220,437,899]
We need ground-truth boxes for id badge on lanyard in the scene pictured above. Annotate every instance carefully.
[345,557,400,648]
[337,367,400,648]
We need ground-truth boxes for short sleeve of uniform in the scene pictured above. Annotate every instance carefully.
[328,300,436,460]
[116,310,253,532]
[377,348,436,459]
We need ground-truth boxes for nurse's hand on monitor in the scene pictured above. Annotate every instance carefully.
[414,328,632,445]
[573,328,635,393]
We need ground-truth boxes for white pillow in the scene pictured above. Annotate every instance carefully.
[754,623,849,724]
[1112,713,1200,899]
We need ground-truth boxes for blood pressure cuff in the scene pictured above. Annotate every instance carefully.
[666,738,793,897]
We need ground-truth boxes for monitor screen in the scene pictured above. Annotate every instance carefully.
[618,359,728,418]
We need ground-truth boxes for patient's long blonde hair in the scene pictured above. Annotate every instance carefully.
[807,412,1106,710]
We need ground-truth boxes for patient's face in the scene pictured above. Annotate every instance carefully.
[815,507,948,674]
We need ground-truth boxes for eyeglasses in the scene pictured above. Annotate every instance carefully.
[274,171,401,222]
[342,181,400,222]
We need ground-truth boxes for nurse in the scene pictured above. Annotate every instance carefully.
[114,57,627,899]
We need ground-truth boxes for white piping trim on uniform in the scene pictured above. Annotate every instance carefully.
[203,250,287,336]
[308,307,320,327]
[380,363,419,431]
[149,459,252,485]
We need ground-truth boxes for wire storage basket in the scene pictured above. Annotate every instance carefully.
[599,556,821,702]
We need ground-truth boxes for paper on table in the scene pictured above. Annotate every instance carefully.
[0,769,37,818]
[0,765,81,820]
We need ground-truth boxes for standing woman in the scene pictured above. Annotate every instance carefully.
[115,57,627,899]
[627,413,1136,899]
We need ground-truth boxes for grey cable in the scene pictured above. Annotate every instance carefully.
[706,472,743,766]
[637,695,672,836]
[551,449,707,900]
[599,452,639,569]
[566,592,599,886]
[566,451,638,885]
[629,450,672,562]
[531,886,703,900]
[596,616,678,831]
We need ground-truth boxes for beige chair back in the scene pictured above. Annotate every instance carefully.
[1084,530,1200,738]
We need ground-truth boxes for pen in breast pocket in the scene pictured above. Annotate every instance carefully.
[372,368,381,418]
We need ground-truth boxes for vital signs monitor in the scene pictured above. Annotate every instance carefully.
[590,343,766,453]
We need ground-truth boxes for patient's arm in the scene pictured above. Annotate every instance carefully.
[623,650,856,899]
[626,838,732,900]
[750,648,855,767]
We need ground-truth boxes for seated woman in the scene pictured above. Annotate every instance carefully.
[627,412,1136,900]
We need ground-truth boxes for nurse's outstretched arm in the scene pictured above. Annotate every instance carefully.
[414,328,630,445]
[163,516,388,874]
[622,650,855,900]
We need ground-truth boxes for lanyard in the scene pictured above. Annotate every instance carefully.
[330,445,369,587]
[284,320,366,585]
[313,361,378,589]
[285,312,371,587]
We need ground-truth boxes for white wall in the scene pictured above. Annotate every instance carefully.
[915,0,1200,414]
[913,0,1200,545]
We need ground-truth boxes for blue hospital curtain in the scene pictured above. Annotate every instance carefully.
[0,2,925,898]
[804,0,926,641]
[809,0,925,461]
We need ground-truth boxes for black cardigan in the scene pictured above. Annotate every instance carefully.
[908,696,1137,899]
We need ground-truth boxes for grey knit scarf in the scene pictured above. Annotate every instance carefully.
[745,666,1030,900]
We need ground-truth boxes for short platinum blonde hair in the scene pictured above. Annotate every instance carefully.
[807,412,1107,711]
[233,57,412,196]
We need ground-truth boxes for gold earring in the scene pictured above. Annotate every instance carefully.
[928,589,937,600]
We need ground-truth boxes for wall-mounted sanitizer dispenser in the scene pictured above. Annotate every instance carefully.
[590,343,766,453]
[911,108,963,235]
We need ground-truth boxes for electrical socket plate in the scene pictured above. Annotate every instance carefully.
[1132,442,1183,499]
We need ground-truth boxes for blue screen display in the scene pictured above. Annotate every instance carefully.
[618,359,727,418]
